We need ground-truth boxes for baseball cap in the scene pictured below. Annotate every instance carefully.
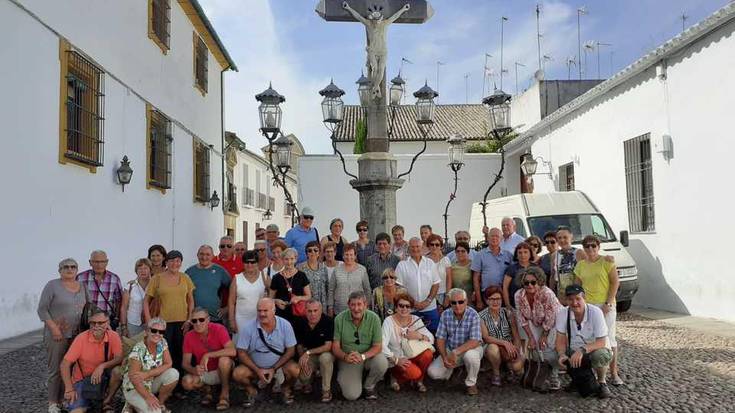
[565,284,585,296]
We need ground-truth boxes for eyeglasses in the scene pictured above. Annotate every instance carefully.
[190,317,207,324]
[255,249,266,253]
[397,303,411,309]
[357,228,368,232]
[530,243,540,249]
[382,275,396,280]
[149,328,165,335]
[583,244,598,249]
[91,260,109,264]
[61,265,78,270]
[354,330,360,345]
[429,243,441,247]
[450,300,466,306]
[303,215,314,220]
[307,248,320,253]
[219,244,233,249]
[89,320,108,326]
[544,239,557,245]
[244,260,257,264]
[523,280,538,286]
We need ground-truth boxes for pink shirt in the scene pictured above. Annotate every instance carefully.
[182,323,232,371]
[515,286,560,332]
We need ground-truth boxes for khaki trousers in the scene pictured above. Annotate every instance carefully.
[298,352,335,391]
[336,354,389,401]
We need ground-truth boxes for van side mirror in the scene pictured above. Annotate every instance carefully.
[619,230,629,247]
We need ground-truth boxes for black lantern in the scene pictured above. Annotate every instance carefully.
[319,79,345,127]
[389,72,405,106]
[255,83,285,135]
[482,89,512,134]
[413,82,438,125]
[273,134,293,174]
[209,190,220,210]
[116,155,133,192]
[520,153,539,176]
[356,71,371,107]
[263,209,273,220]
[447,134,467,172]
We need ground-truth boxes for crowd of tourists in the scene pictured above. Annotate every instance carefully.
[38,207,623,412]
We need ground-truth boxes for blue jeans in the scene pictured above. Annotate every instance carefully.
[414,308,439,335]
[65,380,90,411]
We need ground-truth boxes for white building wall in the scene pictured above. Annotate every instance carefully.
[518,18,735,321]
[298,154,504,243]
[0,0,227,339]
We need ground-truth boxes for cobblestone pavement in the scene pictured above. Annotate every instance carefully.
[2,312,734,413]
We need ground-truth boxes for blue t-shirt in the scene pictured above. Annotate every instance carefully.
[236,316,297,368]
[470,248,512,289]
[284,225,319,264]
[185,264,231,320]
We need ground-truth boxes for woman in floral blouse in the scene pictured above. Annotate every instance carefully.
[514,266,562,391]
[122,318,180,413]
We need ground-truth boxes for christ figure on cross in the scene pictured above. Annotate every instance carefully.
[342,1,410,99]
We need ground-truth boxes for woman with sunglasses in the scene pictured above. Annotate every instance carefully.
[381,293,434,393]
[122,317,179,413]
[38,258,88,413]
[372,269,407,320]
[514,266,561,391]
[269,248,312,323]
[574,235,623,386]
[229,250,269,338]
[445,241,474,308]
[299,241,329,310]
[479,286,524,386]
[426,234,452,311]
[321,218,349,262]
[352,220,376,267]
[538,231,559,291]
[328,244,371,316]
[525,236,544,264]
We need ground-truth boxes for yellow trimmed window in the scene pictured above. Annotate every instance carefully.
[194,33,208,94]
[193,139,211,202]
[147,106,173,190]
[149,0,170,53]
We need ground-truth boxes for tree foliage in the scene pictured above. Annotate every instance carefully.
[353,119,367,154]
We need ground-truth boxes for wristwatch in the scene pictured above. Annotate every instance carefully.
[360,353,367,361]
[579,347,587,354]
[305,350,311,356]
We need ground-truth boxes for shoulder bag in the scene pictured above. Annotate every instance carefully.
[257,327,285,356]
[76,341,111,401]
[565,305,600,397]
[396,317,434,359]
[284,274,307,317]
[93,277,120,331]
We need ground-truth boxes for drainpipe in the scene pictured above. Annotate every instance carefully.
[220,68,226,218]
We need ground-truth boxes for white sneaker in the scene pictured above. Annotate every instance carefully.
[47,404,62,413]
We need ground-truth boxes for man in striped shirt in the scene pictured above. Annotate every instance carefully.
[76,250,123,330]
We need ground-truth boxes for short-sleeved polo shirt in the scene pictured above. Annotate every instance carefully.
[333,309,382,354]
[237,316,297,368]
[555,305,610,350]
[186,264,231,320]
[471,248,512,289]
[294,315,334,351]
[573,259,615,305]
[183,322,232,371]
[63,330,123,383]
[284,225,319,264]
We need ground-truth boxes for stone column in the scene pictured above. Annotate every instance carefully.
[350,153,404,239]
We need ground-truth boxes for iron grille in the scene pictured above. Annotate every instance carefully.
[558,162,575,191]
[151,0,170,48]
[257,192,267,209]
[149,110,172,189]
[65,50,105,166]
[268,196,275,211]
[624,133,655,232]
[194,35,208,92]
[194,141,210,201]
[244,189,255,206]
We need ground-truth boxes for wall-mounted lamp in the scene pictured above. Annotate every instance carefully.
[209,191,220,210]
[116,155,133,192]
[520,152,553,178]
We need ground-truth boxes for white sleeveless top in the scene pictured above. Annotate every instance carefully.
[126,280,147,326]
[235,272,266,327]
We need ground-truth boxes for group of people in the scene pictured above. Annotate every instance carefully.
[38,207,623,412]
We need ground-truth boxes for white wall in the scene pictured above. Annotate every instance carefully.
[0,0,227,339]
[517,18,735,321]
[298,153,505,243]
[510,81,541,135]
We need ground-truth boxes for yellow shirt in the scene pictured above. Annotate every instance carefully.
[146,272,195,322]
[573,258,614,305]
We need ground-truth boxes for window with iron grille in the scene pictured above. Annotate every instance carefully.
[558,162,575,191]
[149,0,170,52]
[624,133,655,232]
[193,140,210,202]
[148,108,172,190]
[63,50,105,167]
[194,33,208,94]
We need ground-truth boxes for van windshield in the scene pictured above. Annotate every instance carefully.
[527,214,616,243]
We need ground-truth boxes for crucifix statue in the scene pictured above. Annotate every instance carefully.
[342,1,410,99]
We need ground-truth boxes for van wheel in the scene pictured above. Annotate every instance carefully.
[616,300,632,312]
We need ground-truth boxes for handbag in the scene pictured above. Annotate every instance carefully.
[283,275,306,317]
[565,306,600,397]
[257,328,285,356]
[76,342,110,401]
[394,317,434,359]
[522,349,551,391]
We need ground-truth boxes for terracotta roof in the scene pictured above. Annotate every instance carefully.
[333,104,488,142]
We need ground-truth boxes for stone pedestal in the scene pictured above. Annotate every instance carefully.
[350,152,404,238]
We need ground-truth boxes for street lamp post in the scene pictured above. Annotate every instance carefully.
[396,81,438,179]
[320,79,357,181]
[480,89,513,228]
[442,134,466,245]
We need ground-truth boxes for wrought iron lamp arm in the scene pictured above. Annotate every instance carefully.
[332,138,358,180]
[397,122,433,179]
[443,166,461,245]
[480,129,508,228]
[265,133,300,224]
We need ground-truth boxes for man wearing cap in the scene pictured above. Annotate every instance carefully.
[285,207,319,265]
[555,285,613,399]
[265,224,281,259]
[255,227,267,241]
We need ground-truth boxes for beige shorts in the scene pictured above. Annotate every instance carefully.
[124,368,179,413]
[593,304,618,347]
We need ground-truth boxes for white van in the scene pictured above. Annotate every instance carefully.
[469,191,638,312]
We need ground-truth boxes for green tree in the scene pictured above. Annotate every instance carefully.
[353,119,367,154]
[465,131,518,153]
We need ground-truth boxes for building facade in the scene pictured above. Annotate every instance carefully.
[504,3,735,321]
[0,0,236,339]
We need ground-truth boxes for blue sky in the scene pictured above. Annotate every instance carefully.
[200,0,728,154]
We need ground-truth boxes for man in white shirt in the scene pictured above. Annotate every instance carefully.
[395,238,440,334]
[555,285,613,399]
[500,217,525,254]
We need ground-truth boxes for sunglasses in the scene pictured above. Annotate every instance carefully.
[357,228,368,232]
[382,275,396,280]
[450,300,466,306]
[303,215,314,220]
[89,320,108,326]
[307,248,320,253]
[61,265,78,270]
[255,249,266,252]
[244,260,257,264]
[354,330,360,345]
[583,244,598,249]
[544,239,557,244]
[530,243,540,248]
[429,243,441,247]
[219,244,233,249]
[190,317,207,324]
[523,280,538,286]
[149,328,165,335]
[397,303,411,309]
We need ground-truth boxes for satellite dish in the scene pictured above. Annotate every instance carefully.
[534,70,545,81]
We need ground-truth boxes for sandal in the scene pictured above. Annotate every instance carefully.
[216,398,230,411]
[321,390,332,402]
[417,381,427,393]
[200,392,214,406]
[102,404,115,413]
